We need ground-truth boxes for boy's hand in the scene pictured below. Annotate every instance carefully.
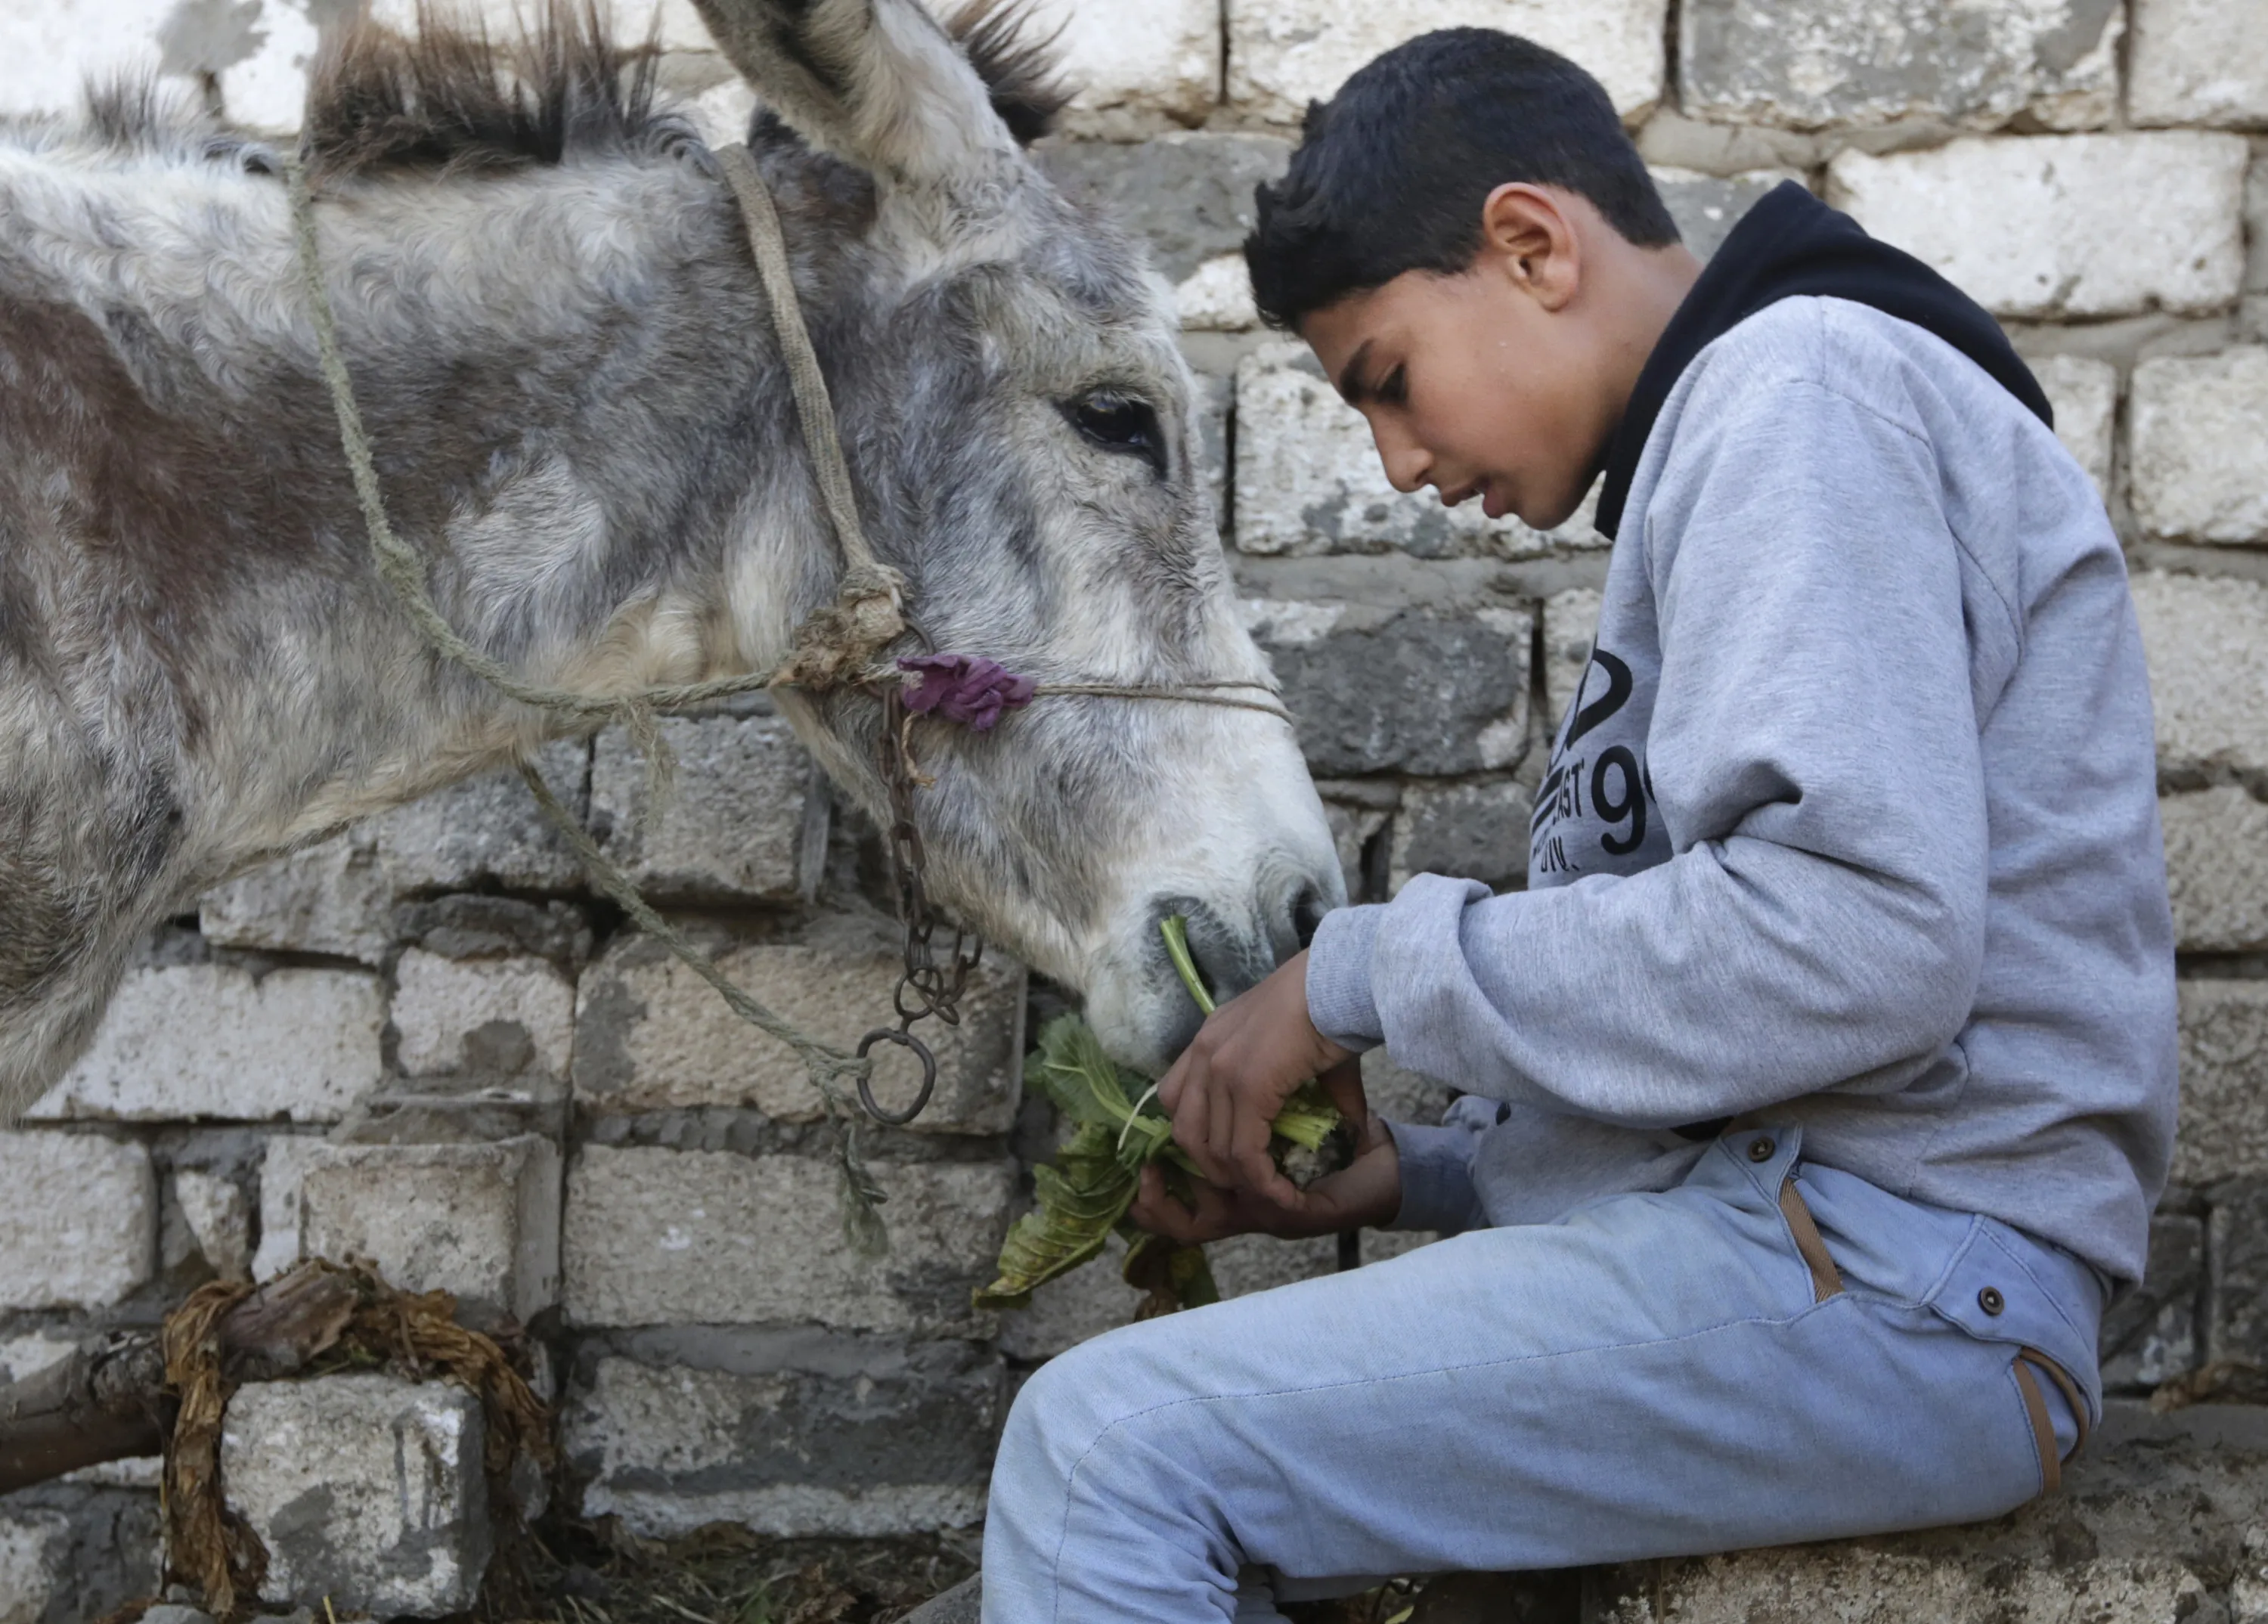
[1127,1111,1401,1242]
[1155,950,1360,1207]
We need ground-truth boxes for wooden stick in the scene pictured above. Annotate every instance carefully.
[0,1263,361,1496]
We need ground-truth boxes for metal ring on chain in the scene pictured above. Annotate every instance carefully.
[856,1027,940,1126]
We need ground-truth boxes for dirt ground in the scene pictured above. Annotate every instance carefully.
[451,1520,1587,1624]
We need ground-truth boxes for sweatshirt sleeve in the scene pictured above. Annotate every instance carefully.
[1304,376,1994,1129]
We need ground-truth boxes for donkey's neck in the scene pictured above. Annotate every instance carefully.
[304,154,868,835]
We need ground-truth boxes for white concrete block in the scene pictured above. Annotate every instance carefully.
[199,826,393,965]
[0,1133,154,1309]
[0,0,178,119]
[392,949,575,1080]
[1026,0,1221,137]
[2032,352,2119,498]
[1228,0,1666,124]
[562,1147,1015,1332]
[2132,347,2268,547]
[1651,167,1807,262]
[2130,0,2268,129]
[563,1346,999,1537]
[29,964,385,1123]
[253,1135,330,1284]
[573,929,1024,1134]
[375,740,590,895]
[2174,978,2268,1188]
[590,714,808,903]
[1679,0,2121,132]
[2162,787,2268,954]
[215,0,324,130]
[1541,587,1605,733]
[288,1137,562,1326]
[1235,340,1604,559]
[2130,570,2268,774]
[223,1375,488,1617]
[0,1510,72,1624]
[0,1333,75,1387]
[199,0,720,130]
[1830,134,2250,320]
[1176,255,1259,333]
[172,1167,253,1283]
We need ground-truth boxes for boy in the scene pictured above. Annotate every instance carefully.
[974,29,2174,1622]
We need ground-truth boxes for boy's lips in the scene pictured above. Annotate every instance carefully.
[1438,478,1513,520]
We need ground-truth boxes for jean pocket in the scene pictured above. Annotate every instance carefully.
[1776,1174,1845,1306]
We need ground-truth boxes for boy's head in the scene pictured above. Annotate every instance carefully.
[1244,31,1696,531]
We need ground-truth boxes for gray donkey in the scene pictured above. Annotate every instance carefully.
[0,0,1345,1120]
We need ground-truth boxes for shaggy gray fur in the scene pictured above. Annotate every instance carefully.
[0,0,1341,1117]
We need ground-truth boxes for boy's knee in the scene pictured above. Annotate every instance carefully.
[996,1334,1124,1480]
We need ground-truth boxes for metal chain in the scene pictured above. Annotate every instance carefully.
[855,690,983,1125]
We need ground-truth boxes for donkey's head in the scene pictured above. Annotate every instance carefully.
[696,0,1343,1068]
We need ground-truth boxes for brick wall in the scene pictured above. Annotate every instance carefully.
[1,0,2263,1617]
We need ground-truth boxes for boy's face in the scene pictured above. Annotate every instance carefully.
[1297,185,1693,534]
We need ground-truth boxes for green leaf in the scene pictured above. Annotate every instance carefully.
[978,1007,1351,1313]
[973,1121,1141,1309]
[1160,915,1217,1016]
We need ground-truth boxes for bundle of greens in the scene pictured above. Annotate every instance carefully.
[974,918,1353,1314]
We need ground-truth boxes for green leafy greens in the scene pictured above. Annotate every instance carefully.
[973,917,1353,1314]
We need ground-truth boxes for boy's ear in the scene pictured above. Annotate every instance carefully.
[1479,184,1581,313]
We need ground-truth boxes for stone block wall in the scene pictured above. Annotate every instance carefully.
[1,0,2263,1617]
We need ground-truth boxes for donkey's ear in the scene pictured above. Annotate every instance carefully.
[686,0,1022,191]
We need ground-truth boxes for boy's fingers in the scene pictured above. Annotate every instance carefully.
[1126,1166,1194,1241]
[1318,1055,1367,1125]
[1231,1097,1301,1207]
[1156,1043,1190,1114]
[1170,1057,1222,1184]
[1130,1164,1240,1243]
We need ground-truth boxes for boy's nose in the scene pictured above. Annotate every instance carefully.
[1378,435,1432,494]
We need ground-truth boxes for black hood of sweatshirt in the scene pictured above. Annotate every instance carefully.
[1593,181,2052,539]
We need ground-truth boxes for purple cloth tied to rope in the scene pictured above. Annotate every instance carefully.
[900,655,1037,731]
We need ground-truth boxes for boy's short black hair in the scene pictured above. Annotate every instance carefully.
[1245,30,1679,330]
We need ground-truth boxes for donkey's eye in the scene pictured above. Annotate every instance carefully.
[1064,392,1166,477]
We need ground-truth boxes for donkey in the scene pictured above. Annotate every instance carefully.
[0,0,1345,1120]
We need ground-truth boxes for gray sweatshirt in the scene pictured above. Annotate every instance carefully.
[1305,293,2177,1285]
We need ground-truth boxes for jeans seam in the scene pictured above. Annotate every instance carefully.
[1044,1296,1858,1609]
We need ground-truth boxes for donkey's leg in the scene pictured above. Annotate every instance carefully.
[0,926,140,1124]
[0,695,189,1123]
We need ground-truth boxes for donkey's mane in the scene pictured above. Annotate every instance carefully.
[299,0,1068,178]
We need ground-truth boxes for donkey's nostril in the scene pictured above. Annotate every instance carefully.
[1292,884,1328,951]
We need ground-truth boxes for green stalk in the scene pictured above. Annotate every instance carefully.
[1160,915,1216,1016]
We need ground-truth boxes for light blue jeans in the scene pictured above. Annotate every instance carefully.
[982,1126,2102,1622]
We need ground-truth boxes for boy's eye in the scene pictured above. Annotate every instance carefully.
[1378,366,1408,405]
